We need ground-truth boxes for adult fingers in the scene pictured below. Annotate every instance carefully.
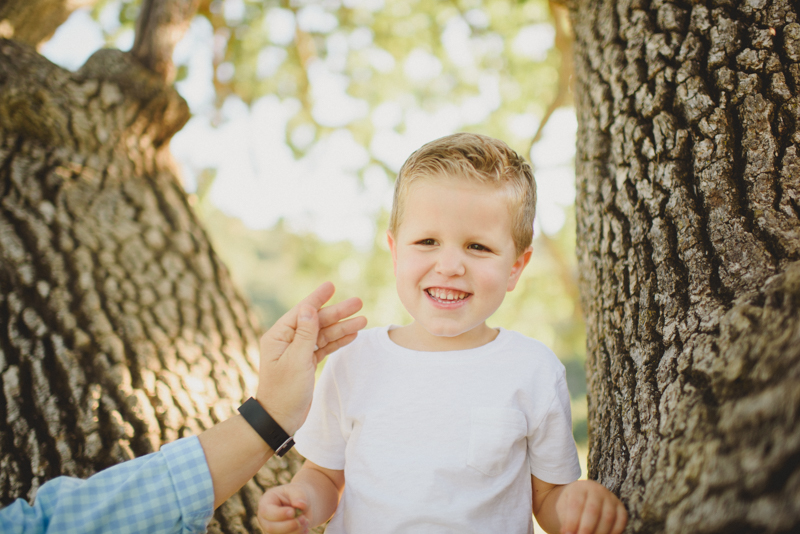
[280,305,319,366]
[316,316,368,352]
[269,283,337,340]
[314,333,359,363]
[295,306,319,342]
[299,281,336,312]
[264,290,361,356]
[318,296,364,329]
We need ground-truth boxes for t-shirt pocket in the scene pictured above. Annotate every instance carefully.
[467,407,527,476]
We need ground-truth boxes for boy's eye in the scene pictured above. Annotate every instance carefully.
[417,238,436,246]
[468,243,491,252]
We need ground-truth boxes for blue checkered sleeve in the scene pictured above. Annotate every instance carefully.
[0,436,214,534]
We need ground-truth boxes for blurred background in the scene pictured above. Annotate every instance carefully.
[40,0,587,476]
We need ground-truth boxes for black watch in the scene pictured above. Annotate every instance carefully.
[237,397,295,457]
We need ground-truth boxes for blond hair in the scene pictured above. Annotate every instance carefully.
[388,133,537,256]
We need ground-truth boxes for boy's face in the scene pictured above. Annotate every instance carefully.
[387,176,531,348]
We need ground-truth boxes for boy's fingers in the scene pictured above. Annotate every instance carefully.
[258,491,290,517]
[576,495,602,534]
[557,489,583,534]
[257,516,306,534]
[258,489,289,510]
[258,502,309,534]
[317,316,367,351]
[258,503,293,522]
[318,296,364,328]
[594,499,618,534]
[611,503,628,534]
[256,484,310,533]
[282,486,309,515]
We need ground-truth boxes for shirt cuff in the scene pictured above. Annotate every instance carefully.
[161,436,215,532]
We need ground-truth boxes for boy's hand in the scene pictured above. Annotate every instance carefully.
[258,484,312,534]
[555,480,627,534]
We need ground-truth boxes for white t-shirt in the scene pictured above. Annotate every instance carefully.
[294,326,581,534]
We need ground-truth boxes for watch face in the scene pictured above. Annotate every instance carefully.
[275,437,296,457]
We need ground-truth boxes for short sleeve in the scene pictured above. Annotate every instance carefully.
[527,370,582,484]
[293,359,347,470]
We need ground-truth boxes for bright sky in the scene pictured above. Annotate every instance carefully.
[40,4,577,248]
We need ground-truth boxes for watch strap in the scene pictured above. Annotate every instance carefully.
[238,397,295,457]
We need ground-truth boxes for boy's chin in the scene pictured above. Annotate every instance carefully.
[420,321,487,339]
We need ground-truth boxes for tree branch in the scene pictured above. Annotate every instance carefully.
[0,0,93,47]
[131,0,200,83]
[528,0,574,155]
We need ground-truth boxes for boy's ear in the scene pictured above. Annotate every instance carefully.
[387,230,398,276]
[507,246,533,292]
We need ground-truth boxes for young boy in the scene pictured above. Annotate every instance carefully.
[258,133,627,534]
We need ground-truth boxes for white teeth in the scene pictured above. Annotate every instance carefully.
[427,288,468,301]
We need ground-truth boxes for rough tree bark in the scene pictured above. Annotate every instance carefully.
[570,0,800,532]
[0,1,302,532]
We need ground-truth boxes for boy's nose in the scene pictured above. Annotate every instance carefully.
[435,248,466,277]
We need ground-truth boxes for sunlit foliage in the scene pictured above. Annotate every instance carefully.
[93,0,565,161]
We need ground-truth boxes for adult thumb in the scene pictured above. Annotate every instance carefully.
[293,305,319,347]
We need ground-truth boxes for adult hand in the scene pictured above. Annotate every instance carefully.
[256,281,366,435]
[199,283,364,509]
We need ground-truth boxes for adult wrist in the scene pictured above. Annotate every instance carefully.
[238,397,295,457]
[254,392,301,436]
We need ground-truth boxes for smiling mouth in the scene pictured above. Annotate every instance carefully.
[425,288,471,304]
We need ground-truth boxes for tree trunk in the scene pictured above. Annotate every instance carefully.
[0,30,301,534]
[570,1,800,532]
